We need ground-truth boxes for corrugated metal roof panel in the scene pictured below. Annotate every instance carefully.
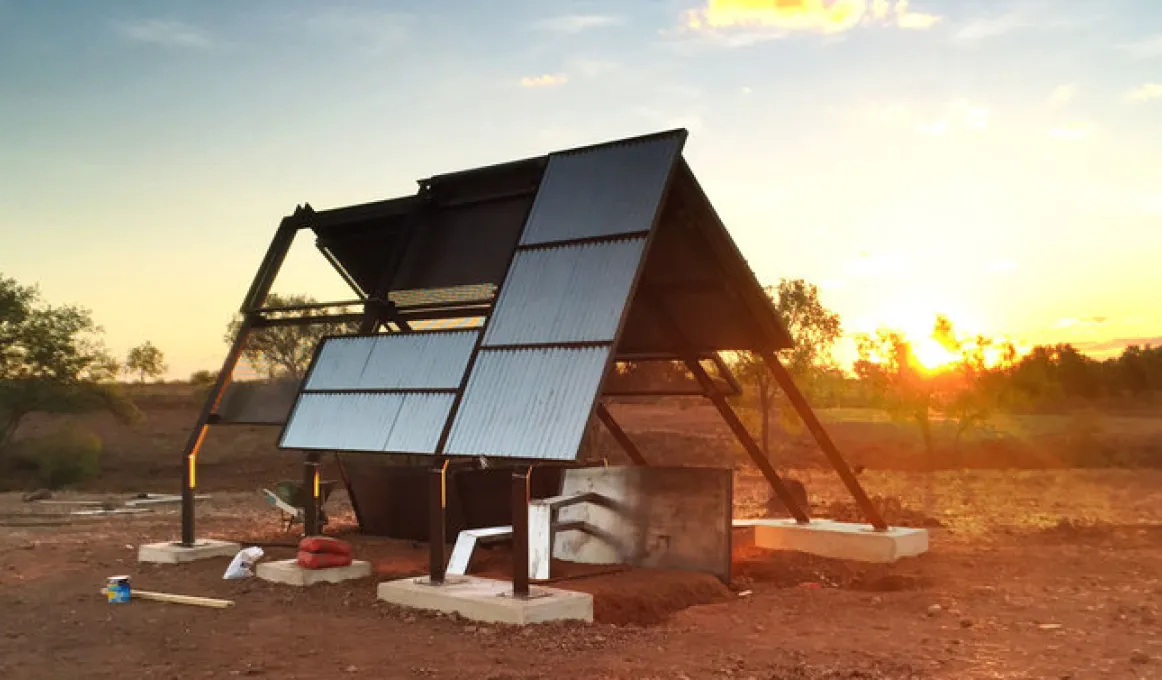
[482,238,646,346]
[303,336,374,391]
[280,392,453,453]
[444,346,610,460]
[359,331,477,389]
[519,133,684,246]
[305,331,478,391]
[384,393,454,453]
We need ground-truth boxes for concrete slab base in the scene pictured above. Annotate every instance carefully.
[256,559,372,586]
[738,519,928,563]
[137,539,240,564]
[377,575,593,625]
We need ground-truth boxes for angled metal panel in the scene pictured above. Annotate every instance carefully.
[304,331,478,391]
[519,133,685,246]
[482,238,646,346]
[359,331,478,389]
[444,347,610,460]
[303,337,375,390]
[385,393,455,452]
[281,392,402,451]
[280,392,453,453]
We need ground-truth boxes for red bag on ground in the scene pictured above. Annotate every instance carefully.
[298,536,352,556]
[297,550,353,570]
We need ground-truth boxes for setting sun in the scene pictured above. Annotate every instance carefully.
[912,336,959,371]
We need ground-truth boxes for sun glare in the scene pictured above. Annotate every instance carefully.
[912,337,958,371]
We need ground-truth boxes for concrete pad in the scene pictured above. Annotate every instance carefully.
[256,559,372,586]
[377,575,593,625]
[137,539,240,564]
[747,519,928,563]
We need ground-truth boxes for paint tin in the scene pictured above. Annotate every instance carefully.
[106,575,131,603]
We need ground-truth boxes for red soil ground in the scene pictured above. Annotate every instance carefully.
[2,394,1162,678]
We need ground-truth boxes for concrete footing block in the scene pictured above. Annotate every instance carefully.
[137,539,241,564]
[743,519,928,563]
[256,559,372,586]
[377,575,593,625]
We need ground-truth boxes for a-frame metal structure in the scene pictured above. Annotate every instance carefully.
[179,130,886,564]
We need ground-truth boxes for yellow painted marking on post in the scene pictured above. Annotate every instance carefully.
[188,427,208,489]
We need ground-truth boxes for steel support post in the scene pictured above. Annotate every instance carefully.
[595,403,648,466]
[761,352,888,531]
[179,319,252,546]
[646,294,811,524]
[302,452,322,536]
[180,213,300,547]
[427,461,449,585]
[511,466,531,599]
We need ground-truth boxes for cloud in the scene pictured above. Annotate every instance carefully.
[520,74,568,88]
[1075,336,1162,353]
[678,0,941,41]
[919,98,990,134]
[633,106,706,133]
[112,18,212,48]
[953,11,1027,42]
[1118,34,1162,59]
[989,259,1018,274]
[845,251,910,278]
[304,8,410,54]
[1048,83,1076,107]
[534,14,623,33]
[893,0,941,29]
[1129,83,1162,102]
[568,58,619,79]
[1055,316,1110,329]
[861,99,988,136]
[1050,122,1095,139]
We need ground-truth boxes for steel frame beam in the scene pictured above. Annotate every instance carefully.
[761,352,888,531]
[180,209,306,546]
[428,460,449,585]
[646,292,811,524]
[511,466,531,599]
[595,403,648,466]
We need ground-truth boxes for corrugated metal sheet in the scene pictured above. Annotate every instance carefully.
[305,331,478,390]
[519,134,683,246]
[444,346,610,459]
[303,336,374,390]
[483,238,646,346]
[280,392,454,453]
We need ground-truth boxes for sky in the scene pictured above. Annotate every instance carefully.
[2,0,1161,379]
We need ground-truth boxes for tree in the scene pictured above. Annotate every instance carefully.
[125,341,167,383]
[733,278,843,456]
[0,274,138,456]
[854,315,1016,456]
[853,329,936,453]
[225,293,361,381]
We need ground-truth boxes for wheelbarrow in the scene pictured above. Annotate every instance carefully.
[260,479,339,533]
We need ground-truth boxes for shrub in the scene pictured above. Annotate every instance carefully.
[15,428,102,489]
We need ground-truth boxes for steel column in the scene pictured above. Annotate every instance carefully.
[511,466,531,599]
[302,452,322,536]
[180,214,300,547]
[761,352,888,531]
[427,461,449,585]
[595,403,648,466]
[180,319,252,546]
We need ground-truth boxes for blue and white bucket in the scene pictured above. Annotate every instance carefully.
[106,575,131,603]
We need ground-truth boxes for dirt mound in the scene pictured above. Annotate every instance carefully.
[566,568,733,625]
[732,545,931,592]
[817,495,944,528]
[468,545,733,625]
